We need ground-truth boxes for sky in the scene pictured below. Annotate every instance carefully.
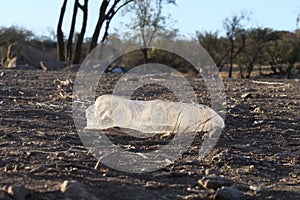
[0,0,300,39]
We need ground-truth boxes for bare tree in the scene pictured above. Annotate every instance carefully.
[56,0,68,62]
[236,28,274,78]
[89,0,134,52]
[197,31,229,71]
[66,0,80,64]
[126,0,176,63]
[265,30,300,78]
[56,0,84,64]
[296,14,299,29]
[223,13,248,78]
[73,0,88,64]
[57,0,133,65]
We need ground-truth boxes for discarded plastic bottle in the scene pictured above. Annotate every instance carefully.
[85,94,224,138]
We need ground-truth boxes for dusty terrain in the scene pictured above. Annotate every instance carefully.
[0,68,299,199]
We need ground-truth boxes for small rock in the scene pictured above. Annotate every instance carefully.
[145,181,163,189]
[7,185,29,200]
[254,120,264,125]
[253,107,262,113]
[198,176,233,190]
[60,180,99,200]
[249,184,261,192]
[205,169,220,176]
[214,186,245,200]
[241,93,251,99]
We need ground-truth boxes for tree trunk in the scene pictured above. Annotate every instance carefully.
[66,0,79,64]
[142,48,149,63]
[73,0,88,64]
[89,0,133,52]
[89,0,108,52]
[56,0,68,62]
[228,40,234,78]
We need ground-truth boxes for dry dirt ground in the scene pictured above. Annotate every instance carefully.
[0,68,299,199]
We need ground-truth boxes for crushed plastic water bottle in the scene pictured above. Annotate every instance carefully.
[85,94,224,137]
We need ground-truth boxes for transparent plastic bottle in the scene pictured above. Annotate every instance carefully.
[86,94,224,138]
